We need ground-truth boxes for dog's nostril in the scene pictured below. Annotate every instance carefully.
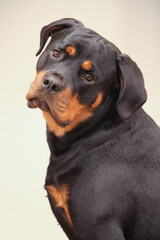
[43,79,50,86]
[42,75,62,93]
[51,85,59,92]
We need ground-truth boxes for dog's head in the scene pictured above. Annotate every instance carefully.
[26,18,147,137]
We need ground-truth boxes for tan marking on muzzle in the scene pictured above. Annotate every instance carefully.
[43,92,103,137]
[26,71,46,100]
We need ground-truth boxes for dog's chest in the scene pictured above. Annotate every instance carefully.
[45,184,73,228]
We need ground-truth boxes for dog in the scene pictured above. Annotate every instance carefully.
[26,18,160,240]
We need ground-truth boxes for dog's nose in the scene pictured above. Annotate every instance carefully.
[42,74,63,93]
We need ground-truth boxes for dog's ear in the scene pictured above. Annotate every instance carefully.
[36,18,83,56]
[116,54,147,120]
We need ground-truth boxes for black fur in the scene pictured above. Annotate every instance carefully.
[28,19,160,240]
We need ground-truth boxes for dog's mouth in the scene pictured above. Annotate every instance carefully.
[27,98,50,111]
[26,71,75,128]
[27,97,72,127]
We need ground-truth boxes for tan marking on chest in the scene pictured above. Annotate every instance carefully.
[42,92,103,137]
[119,72,124,88]
[82,60,92,71]
[46,185,73,228]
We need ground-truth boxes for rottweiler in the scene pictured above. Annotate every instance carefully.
[26,18,160,240]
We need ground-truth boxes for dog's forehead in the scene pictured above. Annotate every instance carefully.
[49,27,108,51]
[37,26,120,72]
[49,28,118,61]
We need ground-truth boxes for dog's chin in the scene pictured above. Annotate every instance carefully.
[27,98,72,128]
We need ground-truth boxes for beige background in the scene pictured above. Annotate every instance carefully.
[0,0,160,239]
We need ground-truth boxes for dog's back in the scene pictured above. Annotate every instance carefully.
[66,109,160,240]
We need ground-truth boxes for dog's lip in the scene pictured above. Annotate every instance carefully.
[27,97,72,127]
[27,97,50,112]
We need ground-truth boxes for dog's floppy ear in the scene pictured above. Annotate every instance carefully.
[116,54,147,120]
[36,18,83,56]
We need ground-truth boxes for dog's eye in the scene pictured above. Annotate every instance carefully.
[81,73,94,82]
[52,49,62,59]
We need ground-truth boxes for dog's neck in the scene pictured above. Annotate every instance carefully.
[45,108,149,187]
[46,107,123,156]
[46,89,122,155]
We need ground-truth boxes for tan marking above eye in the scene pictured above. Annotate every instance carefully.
[65,46,76,56]
[82,60,92,71]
